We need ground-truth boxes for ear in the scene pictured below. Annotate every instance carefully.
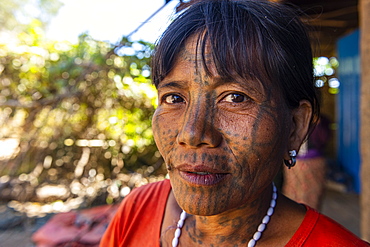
[286,100,313,159]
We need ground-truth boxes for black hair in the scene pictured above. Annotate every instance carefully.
[151,0,319,132]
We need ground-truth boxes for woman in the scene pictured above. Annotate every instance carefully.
[100,0,370,246]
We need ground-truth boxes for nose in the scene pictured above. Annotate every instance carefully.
[177,102,222,148]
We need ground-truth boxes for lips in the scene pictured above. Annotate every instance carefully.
[176,164,229,186]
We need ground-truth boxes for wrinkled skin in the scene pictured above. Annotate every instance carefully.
[153,36,292,216]
[153,36,312,246]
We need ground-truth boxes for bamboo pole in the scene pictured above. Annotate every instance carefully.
[360,0,370,241]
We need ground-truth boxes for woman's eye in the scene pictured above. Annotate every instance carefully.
[223,93,248,103]
[163,94,184,104]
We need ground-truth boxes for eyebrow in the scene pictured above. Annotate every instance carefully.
[212,77,232,87]
[157,81,187,90]
[212,76,266,96]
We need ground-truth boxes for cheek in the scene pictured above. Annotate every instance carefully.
[220,109,289,167]
[152,110,179,158]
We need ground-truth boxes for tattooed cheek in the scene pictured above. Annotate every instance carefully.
[216,235,226,243]
[231,217,243,228]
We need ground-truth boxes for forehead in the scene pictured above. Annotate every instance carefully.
[169,35,264,87]
[174,34,223,79]
[179,35,213,64]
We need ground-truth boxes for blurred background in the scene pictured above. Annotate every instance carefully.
[0,0,369,246]
[0,0,176,215]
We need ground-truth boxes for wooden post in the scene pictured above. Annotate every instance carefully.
[360,0,370,241]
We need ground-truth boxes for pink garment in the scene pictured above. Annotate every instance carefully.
[33,204,119,247]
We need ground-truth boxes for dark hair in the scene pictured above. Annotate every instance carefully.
[151,0,319,132]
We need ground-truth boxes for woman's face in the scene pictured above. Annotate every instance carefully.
[152,37,293,216]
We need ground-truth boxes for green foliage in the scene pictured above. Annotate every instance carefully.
[0,21,163,207]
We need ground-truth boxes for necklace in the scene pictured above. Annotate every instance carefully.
[172,183,278,247]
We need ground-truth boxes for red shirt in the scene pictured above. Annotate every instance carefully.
[100,179,369,247]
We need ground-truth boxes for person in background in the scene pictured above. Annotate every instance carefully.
[100,0,370,246]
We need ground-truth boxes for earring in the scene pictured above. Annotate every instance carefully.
[284,150,297,169]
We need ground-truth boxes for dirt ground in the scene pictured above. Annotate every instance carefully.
[0,212,52,247]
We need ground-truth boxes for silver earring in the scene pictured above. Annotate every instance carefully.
[284,150,297,169]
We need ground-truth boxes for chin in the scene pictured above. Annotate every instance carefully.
[182,205,223,216]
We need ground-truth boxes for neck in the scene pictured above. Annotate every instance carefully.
[179,185,274,245]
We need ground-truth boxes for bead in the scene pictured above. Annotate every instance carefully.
[172,237,179,247]
[270,199,276,207]
[175,228,181,238]
[253,231,262,241]
[180,211,187,220]
[248,239,256,247]
[272,192,277,200]
[262,215,270,224]
[177,220,184,228]
[267,207,274,216]
[257,223,266,232]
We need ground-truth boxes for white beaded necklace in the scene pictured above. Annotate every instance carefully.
[172,183,278,247]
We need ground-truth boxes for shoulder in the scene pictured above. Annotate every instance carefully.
[100,179,172,247]
[116,179,171,220]
[287,206,370,247]
[123,179,171,206]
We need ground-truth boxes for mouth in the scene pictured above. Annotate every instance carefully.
[178,169,229,186]
[188,171,211,175]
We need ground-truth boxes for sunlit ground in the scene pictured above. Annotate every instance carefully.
[3,172,166,218]
[0,137,165,218]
